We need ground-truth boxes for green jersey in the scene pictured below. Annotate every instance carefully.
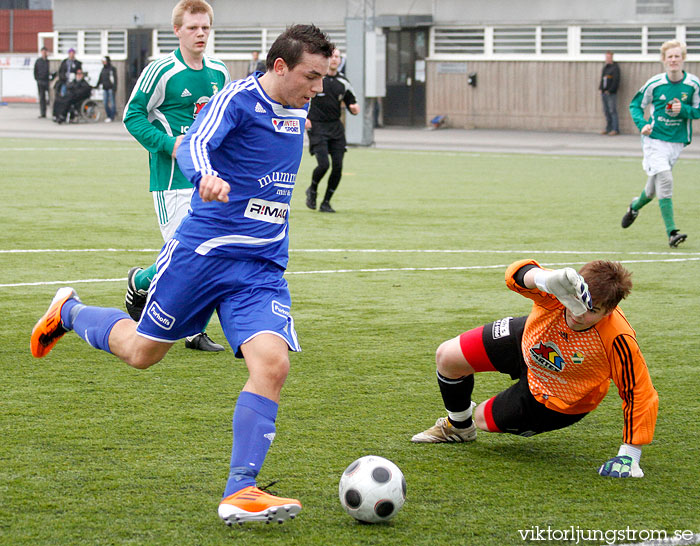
[629,70,700,145]
[124,48,230,191]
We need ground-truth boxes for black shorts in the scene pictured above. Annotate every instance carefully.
[308,120,346,156]
[482,316,588,436]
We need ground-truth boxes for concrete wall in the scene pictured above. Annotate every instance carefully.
[52,0,700,30]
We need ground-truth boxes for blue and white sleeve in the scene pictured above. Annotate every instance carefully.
[177,87,238,187]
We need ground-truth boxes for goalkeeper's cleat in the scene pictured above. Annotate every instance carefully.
[125,267,148,321]
[411,416,477,443]
[668,230,687,248]
[218,486,302,525]
[597,455,644,478]
[621,201,639,228]
[30,287,80,358]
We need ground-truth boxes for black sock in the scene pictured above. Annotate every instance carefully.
[437,372,474,427]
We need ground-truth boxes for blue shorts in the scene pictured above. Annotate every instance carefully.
[136,239,300,357]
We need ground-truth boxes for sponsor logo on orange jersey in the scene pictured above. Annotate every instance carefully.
[530,341,565,372]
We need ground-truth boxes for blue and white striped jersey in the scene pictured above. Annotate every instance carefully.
[176,74,308,268]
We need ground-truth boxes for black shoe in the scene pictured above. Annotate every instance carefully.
[185,332,225,352]
[668,230,687,248]
[305,186,317,210]
[319,201,335,213]
[125,267,148,321]
[621,201,639,228]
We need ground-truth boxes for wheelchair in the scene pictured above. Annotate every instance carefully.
[66,98,102,124]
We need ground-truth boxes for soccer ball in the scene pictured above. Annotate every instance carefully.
[338,455,406,523]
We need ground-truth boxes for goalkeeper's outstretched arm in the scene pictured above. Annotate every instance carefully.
[521,267,593,316]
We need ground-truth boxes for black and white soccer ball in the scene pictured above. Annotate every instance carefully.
[338,455,406,523]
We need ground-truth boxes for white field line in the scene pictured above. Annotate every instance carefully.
[1,250,698,288]
[2,248,700,256]
[2,147,137,151]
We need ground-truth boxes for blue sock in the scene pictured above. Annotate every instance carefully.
[65,303,130,354]
[223,391,278,498]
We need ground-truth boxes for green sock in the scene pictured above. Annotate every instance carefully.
[631,190,652,211]
[134,263,157,291]
[658,198,676,236]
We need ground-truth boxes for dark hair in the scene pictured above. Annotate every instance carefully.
[265,24,334,71]
[578,261,633,312]
[103,56,111,65]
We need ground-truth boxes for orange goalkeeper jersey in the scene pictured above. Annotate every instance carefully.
[505,260,658,445]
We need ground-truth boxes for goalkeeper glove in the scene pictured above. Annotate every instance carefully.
[598,455,644,478]
[533,268,593,316]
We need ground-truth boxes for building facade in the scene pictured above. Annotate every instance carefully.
[44,0,700,133]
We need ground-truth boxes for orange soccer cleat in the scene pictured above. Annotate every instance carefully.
[30,287,79,358]
[218,485,302,525]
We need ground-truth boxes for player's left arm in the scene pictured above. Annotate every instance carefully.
[599,333,659,478]
[341,77,360,115]
[677,84,700,119]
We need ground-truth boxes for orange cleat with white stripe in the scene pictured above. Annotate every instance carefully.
[30,287,79,358]
[218,485,302,525]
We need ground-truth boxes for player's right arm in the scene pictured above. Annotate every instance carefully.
[177,84,238,188]
[123,63,178,158]
[629,89,649,132]
[505,260,592,315]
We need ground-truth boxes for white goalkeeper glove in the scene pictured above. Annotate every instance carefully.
[598,444,644,478]
[533,267,593,316]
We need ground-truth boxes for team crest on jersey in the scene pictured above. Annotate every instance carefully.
[271,118,301,134]
[211,82,219,94]
[681,92,688,102]
[193,96,210,118]
[530,341,566,372]
[571,352,584,365]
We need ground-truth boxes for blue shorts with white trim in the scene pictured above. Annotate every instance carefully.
[136,239,300,357]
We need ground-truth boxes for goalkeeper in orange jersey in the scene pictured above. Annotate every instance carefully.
[412,259,659,478]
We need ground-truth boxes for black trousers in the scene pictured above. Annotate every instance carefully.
[37,81,50,117]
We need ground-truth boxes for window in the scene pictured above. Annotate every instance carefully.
[580,27,642,54]
[493,27,536,54]
[214,28,262,54]
[107,31,126,55]
[84,31,101,55]
[433,27,485,55]
[540,27,568,54]
[57,31,78,54]
[686,26,700,55]
[156,30,179,54]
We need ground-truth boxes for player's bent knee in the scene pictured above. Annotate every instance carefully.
[435,338,473,377]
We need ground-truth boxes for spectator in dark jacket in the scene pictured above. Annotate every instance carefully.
[34,47,52,118]
[98,56,118,122]
[53,68,92,123]
[600,51,621,135]
[55,48,82,97]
